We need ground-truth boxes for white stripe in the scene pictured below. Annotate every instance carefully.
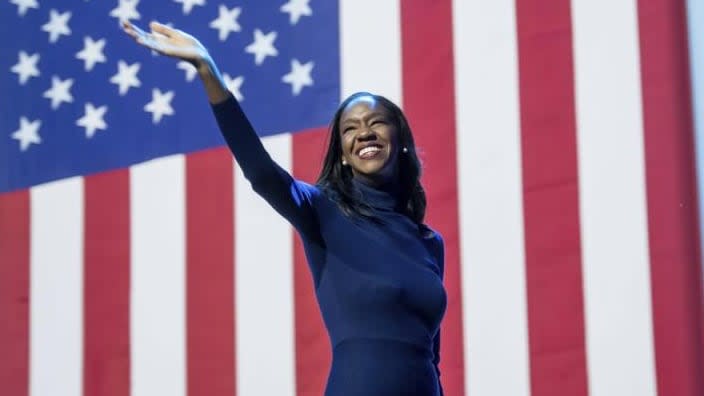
[29,178,84,396]
[339,0,402,103]
[571,1,658,395]
[687,0,704,270]
[452,1,531,395]
[130,155,186,396]
[235,135,296,396]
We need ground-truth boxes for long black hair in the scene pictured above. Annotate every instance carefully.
[316,92,427,225]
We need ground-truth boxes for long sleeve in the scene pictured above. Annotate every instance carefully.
[210,94,321,242]
[432,231,445,396]
[433,332,444,396]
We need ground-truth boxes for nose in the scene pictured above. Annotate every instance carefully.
[356,127,376,141]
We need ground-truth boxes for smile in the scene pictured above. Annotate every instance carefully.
[359,146,383,159]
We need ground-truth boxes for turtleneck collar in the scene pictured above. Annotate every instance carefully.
[352,178,404,212]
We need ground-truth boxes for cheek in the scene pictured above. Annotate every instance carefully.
[341,135,354,152]
[383,128,400,149]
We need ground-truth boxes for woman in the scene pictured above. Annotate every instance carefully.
[123,21,447,396]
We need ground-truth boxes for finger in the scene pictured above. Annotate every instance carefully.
[130,22,150,38]
[149,21,175,38]
[122,27,139,40]
[137,34,163,52]
[129,30,161,52]
[121,20,135,36]
[122,20,145,41]
[121,20,169,56]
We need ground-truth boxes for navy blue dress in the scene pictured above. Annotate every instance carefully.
[212,95,447,395]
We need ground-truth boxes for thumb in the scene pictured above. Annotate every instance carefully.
[149,21,174,37]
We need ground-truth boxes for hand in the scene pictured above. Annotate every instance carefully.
[122,21,210,70]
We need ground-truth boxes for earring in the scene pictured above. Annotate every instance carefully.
[402,147,408,153]
[342,160,347,165]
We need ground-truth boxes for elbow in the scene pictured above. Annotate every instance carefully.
[246,167,284,197]
[247,171,273,194]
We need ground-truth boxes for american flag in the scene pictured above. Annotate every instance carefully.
[1,0,703,395]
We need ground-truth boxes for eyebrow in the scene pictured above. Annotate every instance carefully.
[341,112,387,124]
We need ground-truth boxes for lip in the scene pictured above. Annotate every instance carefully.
[354,142,383,155]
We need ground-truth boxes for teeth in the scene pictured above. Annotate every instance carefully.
[359,146,381,157]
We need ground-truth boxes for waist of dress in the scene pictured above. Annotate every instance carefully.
[332,338,433,361]
[326,338,439,396]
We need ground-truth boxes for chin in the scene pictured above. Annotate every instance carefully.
[350,155,396,181]
[357,163,387,176]
[359,166,395,182]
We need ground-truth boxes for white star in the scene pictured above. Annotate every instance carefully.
[209,5,241,41]
[144,88,175,124]
[11,117,42,151]
[42,9,72,43]
[280,0,312,25]
[110,60,141,95]
[76,36,107,71]
[177,61,198,81]
[10,0,39,16]
[11,51,40,85]
[76,103,108,138]
[43,75,74,109]
[110,0,140,22]
[173,0,205,15]
[282,59,313,95]
[223,73,244,101]
[245,29,278,66]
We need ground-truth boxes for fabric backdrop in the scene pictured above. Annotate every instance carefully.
[1,1,703,395]
[688,0,704,286]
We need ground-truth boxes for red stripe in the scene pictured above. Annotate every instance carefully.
[400,2,466,394]
[514,1,589,394]
[637,2,704,395]
[185,147,236,396]
[0,191,30,396]
[292,128,331,396]
[83,170,131,396]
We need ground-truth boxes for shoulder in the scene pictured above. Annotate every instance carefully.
[294,179,320,192]
[421,225,444,257]
[421,224,444,244]
[292,179,324,202]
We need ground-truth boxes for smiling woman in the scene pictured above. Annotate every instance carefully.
[123,20,446,396]
[317,91,426,225]
[340,96,400,181]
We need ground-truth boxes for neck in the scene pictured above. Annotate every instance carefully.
[352,177,404,213]
[351,164,401,189]
[353,175,397,191]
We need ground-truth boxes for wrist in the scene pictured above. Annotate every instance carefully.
[196,56,216,77]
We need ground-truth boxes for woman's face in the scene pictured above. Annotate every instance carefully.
[339,96,400,186]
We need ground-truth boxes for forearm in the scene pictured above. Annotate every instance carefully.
[210,93,274,182]
[121,21,317,233]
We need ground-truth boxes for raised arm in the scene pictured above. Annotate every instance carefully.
[121,21,321,240]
